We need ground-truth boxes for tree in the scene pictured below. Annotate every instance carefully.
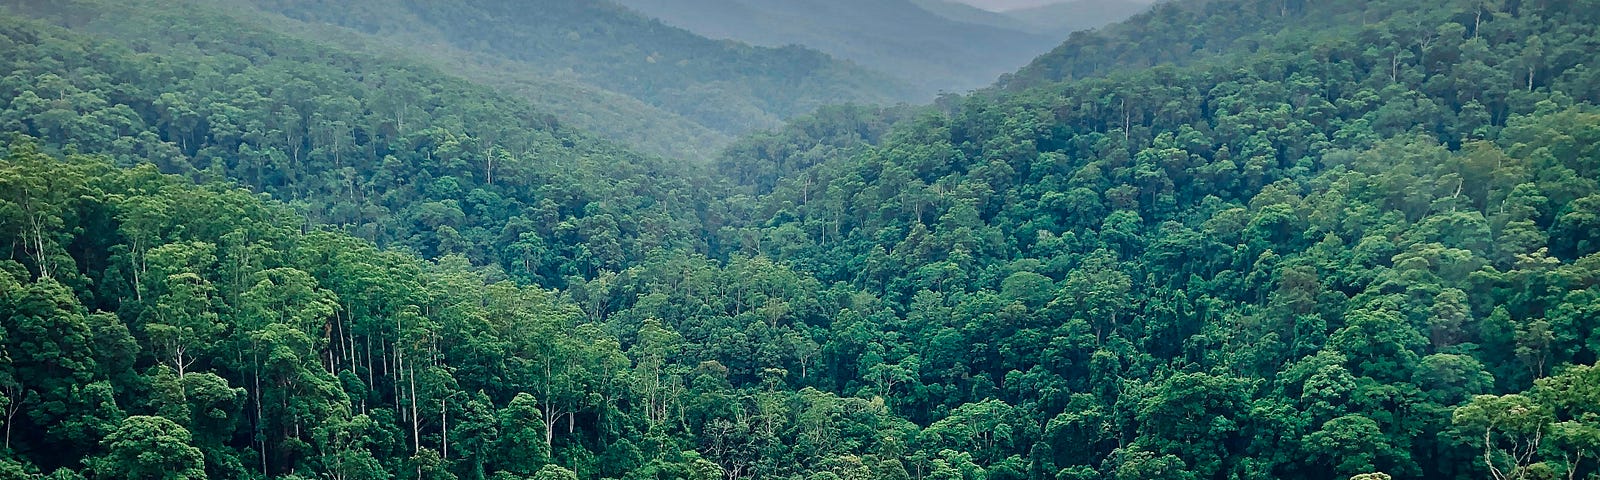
[922,399,1020,464]
[1304,415,1410,478]
[1328,307,1426,382]
[1529,365,1600,480]
[531,464,577,480]
[631,319,685,431]
[0,143,87,279]
[1552,195,1600,259]
[311,411,385,480]
[496,393,550,476]
[0,277,116,456]
[1453,394,1548,480]
[146,268,224,380]
[1131,372,1253,478]
[1048,249,1131,342]
[1111,449,1194,480]
[92,416,207,480]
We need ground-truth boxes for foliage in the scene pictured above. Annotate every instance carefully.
[2,0,1600,479]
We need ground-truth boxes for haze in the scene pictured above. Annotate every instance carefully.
[954,0,1152,11]
[7,1,1595,480]
[952,0,1085,11]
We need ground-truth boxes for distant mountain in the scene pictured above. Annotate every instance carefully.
[913,0,1150,37]
[1000,0,1155,36]
[611,0,1067,95]
[907,0,1037,32]
[227,0,912,155]
[190,0,729,160]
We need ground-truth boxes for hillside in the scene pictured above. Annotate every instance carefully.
[912,0,1152,37]
[235,0,911,137]
[3,0,1600,479]
[717,0,1600,476]
[610,0,1066,95]
[909,0,1037,32]
[998,0,1444,87]
[0,0,723,286]
[2,0,915,161]
[1000,0,1155,37]
[218,0,737,161]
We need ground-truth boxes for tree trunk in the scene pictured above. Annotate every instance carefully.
[542,356,558,448]
[410,365,420,454]
[131,238,143,302]
[255,349,267,475]
[3,386,20,450]
[175,344,188,380]
[1122,98,1132,145]
[365,335,374,391]
[441,397,449,459]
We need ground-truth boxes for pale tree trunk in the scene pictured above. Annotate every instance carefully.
[3,384,22,450]
[131,237,143,301]
[441,397,449,459]
[254,348,267,474]
[409,365,420,454]
[541,356,559,449]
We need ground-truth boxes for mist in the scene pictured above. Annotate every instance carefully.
[951,0,1087,11]
[954,0,1153,11]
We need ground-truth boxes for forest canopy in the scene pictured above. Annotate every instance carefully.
[1,0,1599,480]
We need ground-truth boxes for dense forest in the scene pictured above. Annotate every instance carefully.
[232,0,907,136]
[18,0,910,161]
[2,0,1599,480]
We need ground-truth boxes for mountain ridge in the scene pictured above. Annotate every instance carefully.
[611,0,1078,95]
[2,0,1600,479]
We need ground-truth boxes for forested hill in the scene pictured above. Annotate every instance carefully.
[207,0,737,161]
[234,0,911,137]
[999,0,1487,88]
[0,0,724,286]
[3,1,1600,480]
[907,0,1039,32]
[607,0,1081,95]
[11,0,911,160]
[713,0,1600,476]
[906,0,1157,39]
[995,0,1157,37]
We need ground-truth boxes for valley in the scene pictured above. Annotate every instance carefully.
[1,1,1598,480]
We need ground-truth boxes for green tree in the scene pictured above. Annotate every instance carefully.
[92,416,207,480]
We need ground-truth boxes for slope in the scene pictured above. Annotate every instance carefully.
[908,0,1038,32]
[3,0,1600,479]
[238,0,912,137]
[203,0,732,161]
[999,0,1450,87]
[0,0,723,287]
[704,0,1600,477]
[999,0,1156,37]
[610,0,1065,95]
